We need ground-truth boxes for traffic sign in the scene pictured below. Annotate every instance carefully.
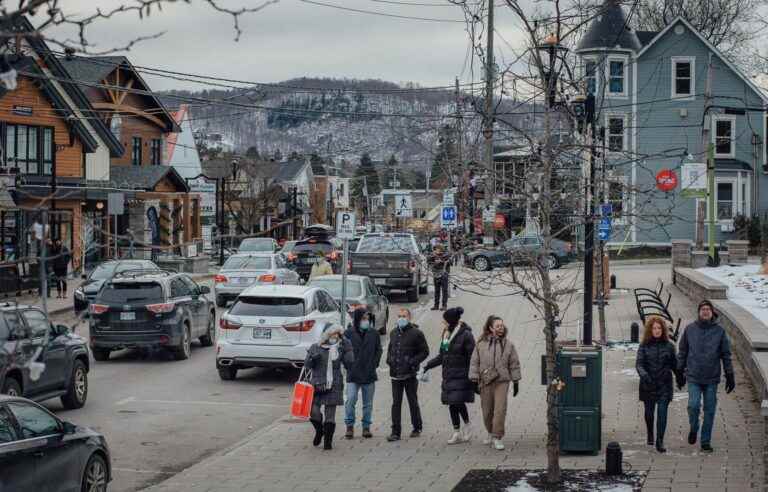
[482,205,495,223]
[441,206,457,229]
[598,216,611,241]
[656,169,678,192]
[394,194,412,218]
[443,190,455,206]
[601,203,612,217]
[598,228,610,241]
[336,211,356,239]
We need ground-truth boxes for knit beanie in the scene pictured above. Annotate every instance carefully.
[698,299,718,318]
[443,307,464,327]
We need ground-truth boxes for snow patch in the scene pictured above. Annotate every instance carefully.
[613,368,639,379]
[697,265,768,325]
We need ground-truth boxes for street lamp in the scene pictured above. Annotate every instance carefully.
[536,33,568,109]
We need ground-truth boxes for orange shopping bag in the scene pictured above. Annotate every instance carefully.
[290,367,314,420]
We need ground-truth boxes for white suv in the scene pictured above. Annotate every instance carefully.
[215,285,342,380]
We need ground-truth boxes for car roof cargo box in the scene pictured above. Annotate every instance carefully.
[303,224,335,239]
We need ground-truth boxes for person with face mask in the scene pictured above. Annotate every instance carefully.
[386,308,429,441]
[304,324,354,450]
[343,308,382,439]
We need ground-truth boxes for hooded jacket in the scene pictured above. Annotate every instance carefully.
[425,322,476,405]
[636,338,679,401]
[469,336,521,384]
[304,326,354,406]
[309,259,333,281]
[677,315,734,385]
[344,309,382,384]
[387,321,429,379]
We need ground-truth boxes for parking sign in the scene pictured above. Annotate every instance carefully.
[441,206,457,229]
[336,211,356,239]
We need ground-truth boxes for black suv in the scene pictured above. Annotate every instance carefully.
[74,259,160,314]
[89,270,216,361]
[0,303,90,409]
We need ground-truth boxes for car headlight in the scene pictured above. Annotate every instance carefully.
[74,289,85,300]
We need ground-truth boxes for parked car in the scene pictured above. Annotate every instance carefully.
[465,235,574,271]
[74,260,160,314]
[216,285,342,380]
[281,237,342,282]
[214,253,301,307]
[307,274,390,334]
[0,395,111,491]
[350,233,428,302]
[0,303,90,409]
[88,270,216,361]
[238,237,279,253]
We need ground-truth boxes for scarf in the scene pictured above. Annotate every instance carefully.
[440,324,462,352]
[320,341,340,391]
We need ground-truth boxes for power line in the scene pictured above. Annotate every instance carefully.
[298,0,467,23]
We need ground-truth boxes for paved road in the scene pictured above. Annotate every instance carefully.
[42,279,432,492]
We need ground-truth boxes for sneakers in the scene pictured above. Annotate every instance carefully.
[482,434,492,445]
[492,438,505,450]
[410,430,421,438]
[447,431,462,444]
[386,434,401,442]
[460,424,472,442]
[345,425,354,440]
[362,428,372,439]
[688,429,697,445]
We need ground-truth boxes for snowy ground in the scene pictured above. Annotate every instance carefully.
[697,264,768,324]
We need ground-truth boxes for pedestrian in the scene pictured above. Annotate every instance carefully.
[386,308,429,442]
[636,316,682,453]
[429,244,450,311]
[423,307,476,444]
[677,300,735,453]
[469,315,521,450]
[52,239,71,299]
[309,251,333,281]
[343,308,382,439]
[304,324,354,450]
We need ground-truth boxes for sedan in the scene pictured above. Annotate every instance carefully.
[466,235,574,271]
[0,395,111,491]
[238,237,279,253]
[74,260,160,313]
[214,253,301,307]
[308,275,390,334]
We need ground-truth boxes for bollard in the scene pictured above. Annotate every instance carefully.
[610,274,616,290]
[605,442,623,475]
[630,322,639,343]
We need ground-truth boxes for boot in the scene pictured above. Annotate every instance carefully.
[323,422,336,450]
[447,430,462,444]
[645,415,654,445]
[345,425,354,439]
[362,427,372,438]
[310,419,323,447]
[655,437,666,453]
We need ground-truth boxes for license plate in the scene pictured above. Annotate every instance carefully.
[253,327,271,339]
[120,312,135,321]
[233,277,252,284]
[374,279,387,286]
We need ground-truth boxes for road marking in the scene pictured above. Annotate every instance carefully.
[115,396,136,405]
[112,468,176,475]
[115,397,285,408]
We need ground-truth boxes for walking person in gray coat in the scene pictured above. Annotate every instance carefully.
[677,300,735,452]
[304,324,354,450]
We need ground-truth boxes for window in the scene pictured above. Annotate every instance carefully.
[110,114,122,139]
[7,403,60,439]
[584,58,597,95]
[607,116,626,152]
[714,117,735,158]
[132,137,142,166]
[717,181,734,220]
[151,138,162,165]
[21,310,50,339]
[230,297,304,317]
[672,57,695,98]
[180,276,200,296]
[4,124,54,175]
[321,292,338,312]
[607,177,628,223]
[170,278,192,298]
[702,176,749,222]
[608,59,626,96]
[0,406,17,443]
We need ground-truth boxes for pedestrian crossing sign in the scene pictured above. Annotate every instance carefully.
[395,194,412,218]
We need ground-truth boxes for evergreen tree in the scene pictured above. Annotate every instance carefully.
[273,148,283,161]
[351,153,381,205]
[245,146,260,159]
[309,153,325,175]
[387,154,398,167]
[432,124,457,187]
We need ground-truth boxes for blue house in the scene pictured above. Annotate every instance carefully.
[576,0,767,245]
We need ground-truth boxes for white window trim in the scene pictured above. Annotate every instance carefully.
[671,56,695,100]
[605,55,628,99]
[712,115,736,159]
[605,175,629,226]
[582,56,599,96]
[605,113,628,154]
[698,173,751,225]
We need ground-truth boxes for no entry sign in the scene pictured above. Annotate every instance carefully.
[656,169,678,192]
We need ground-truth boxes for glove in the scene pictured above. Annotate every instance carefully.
[416,366,425,380]
[725,373,736,394]
[472,381,480,395]
[513,381,519,397]
[676,374,686,390]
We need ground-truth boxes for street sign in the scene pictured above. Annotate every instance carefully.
[681,163,707,198]
[107,192,124,215]
[443,190,455,206]
[336,211,356,239]
[656,169,678,192]
[482,205,495,223]
[494,213,506,230]
[598,216,611,241]
[601,203,613,217]
[394,194,412,218]
[441,206,457,229]
[598,228,611,241]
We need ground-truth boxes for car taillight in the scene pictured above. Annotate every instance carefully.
[259,274,277,282]
[214,274,228,283]
[287,253,297,261]
[220,318,242,330]
[89,304,109,315]
[146,303,175,314]
[283,320,315,332]
[408,260,417,272]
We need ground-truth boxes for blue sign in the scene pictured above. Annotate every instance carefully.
[441,206,457,228]
[598,216,611,241]
[601,203,613,217]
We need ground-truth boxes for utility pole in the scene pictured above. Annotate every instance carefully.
[483,0,495,245]
[292,186,298,240]
[704,53,716,264]
[455,76,464,234]
[596,127,607,344]
[583,106,596,346]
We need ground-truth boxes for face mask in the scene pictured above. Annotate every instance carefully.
[328,336,340,344]
[359,321,370,331]
[397,318,409,329]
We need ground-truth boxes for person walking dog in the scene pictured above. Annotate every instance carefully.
[636,316,682,453]
[469,315,521,450]
[343,308,382,439]
[424,307,476,444]
[304,324,354,450]
[677,300,735,453]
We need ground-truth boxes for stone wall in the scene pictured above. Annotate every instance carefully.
[727,240,749,265]
[674,268,727,300]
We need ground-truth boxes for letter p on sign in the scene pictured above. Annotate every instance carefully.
[336,211,356,239]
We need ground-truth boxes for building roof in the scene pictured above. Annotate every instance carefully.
[275,160,309,183]
[636,30,658,46]
[109,165,190,192]
[576,0,642,52]
[165,104,189,164]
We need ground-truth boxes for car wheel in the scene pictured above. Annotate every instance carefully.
[540,254,559,270]
[173,325,192,361]
[216,295,227,308]
[81,453,108,492]
[1,377,21,397]
[218,366,238,380]
[91,348,110,362]
[199,312,216,347]
[406,287,418,303]
[61,360,88,409]
[473,256,490,271]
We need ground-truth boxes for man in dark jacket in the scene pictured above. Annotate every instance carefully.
[429,245,451,311]
[386,307,429,441]
[343,308,382,439]
[677,299,735,452]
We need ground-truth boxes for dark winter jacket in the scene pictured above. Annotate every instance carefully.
[636,338,679,402]
[304,338,354,406]
[51,246,70,275]
[429,251,451,277]
[677,318,734,385]
[425,322,476,405]
[344,311,383,384]
[387,322,429,380]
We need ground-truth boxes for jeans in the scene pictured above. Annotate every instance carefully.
[643,399,670,442]
[310,402,337,423]
[391,378,422,435]
[344,382,375,427]
[449,403,469,429]
[688,382,718,445]
[434,274,448,308]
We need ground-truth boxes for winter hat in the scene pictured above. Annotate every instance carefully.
[352,307,369,330]
[443,307,464,327]
[320,324,344,343]
[698,299,718,318]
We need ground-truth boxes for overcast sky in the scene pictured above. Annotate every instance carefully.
[49,0,523,92]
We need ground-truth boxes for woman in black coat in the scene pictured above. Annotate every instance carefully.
[636,316,683,453]
[424,307,476,444]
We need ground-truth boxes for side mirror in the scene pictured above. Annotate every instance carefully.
[199,285,211,294]
[61,421,77,435]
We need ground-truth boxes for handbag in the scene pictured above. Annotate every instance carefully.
[478,341,500,388]
[290,366,314,420]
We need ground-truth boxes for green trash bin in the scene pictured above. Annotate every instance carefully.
[557,344,602,454]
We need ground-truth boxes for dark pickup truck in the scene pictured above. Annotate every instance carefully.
[350,233,428,302]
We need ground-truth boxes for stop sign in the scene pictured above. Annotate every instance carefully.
[494,213,506,230]
[656,169,678,192]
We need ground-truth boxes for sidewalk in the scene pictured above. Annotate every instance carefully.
[145,264,765,492]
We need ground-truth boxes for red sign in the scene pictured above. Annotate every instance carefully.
[656,169,678,192]
[474,216,483,231]
[494,213,506,230]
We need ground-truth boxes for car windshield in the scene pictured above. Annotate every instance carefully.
[90,261,156,280]
[239,239,274,252]
[357,235,415,253]
[230,297,305,317]
[100,282,164,304]
[222,256,272,270]
[294,241,333,254]
[308,279,362,298]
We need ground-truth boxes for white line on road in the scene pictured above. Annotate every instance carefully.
[115,397,285,408]
[112,468,176,476]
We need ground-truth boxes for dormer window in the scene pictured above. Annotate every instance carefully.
[584,58,597,95]
[607,57,627,97]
